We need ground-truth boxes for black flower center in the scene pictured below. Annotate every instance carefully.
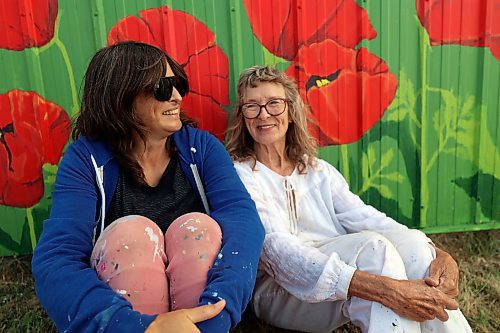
[305,69,341,91]
[0,123,15,171]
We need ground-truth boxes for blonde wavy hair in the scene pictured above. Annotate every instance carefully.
[226,65,317,173]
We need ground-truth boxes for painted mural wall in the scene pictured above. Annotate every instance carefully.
[0,0,498,256]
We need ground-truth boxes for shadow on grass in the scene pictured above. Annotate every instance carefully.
[1,230,498,332]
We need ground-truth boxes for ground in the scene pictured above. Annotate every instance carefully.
[0,229,498,333]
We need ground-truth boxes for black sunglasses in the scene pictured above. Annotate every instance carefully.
[153,76,189,101]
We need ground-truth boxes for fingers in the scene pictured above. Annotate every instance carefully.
[435,281,459,299]
[186,300,226,323]
[443,295,459,310]
[432,291,458,322]
[424,276,439,287]
[435,307,450,322]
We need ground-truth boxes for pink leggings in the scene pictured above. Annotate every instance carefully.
[90,212,222,315]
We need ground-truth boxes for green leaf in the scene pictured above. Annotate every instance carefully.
[385,108,405,122]
[380,148,394,169]
[368,146,376,173]
[383,172,406,183]
[477,105,500,176]
[378,184,394,199]
[441,89,458,127]
[454,172,500,220]
[384,70,418,124]
[432,110,441,136]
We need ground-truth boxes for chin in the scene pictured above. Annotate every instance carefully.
[170,122,183,132]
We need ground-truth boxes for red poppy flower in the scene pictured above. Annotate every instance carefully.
[416,0,500,60]
[108,6,229,140]
[0,0,58,51]
[286,40,398,145]
[243,0,376,60]
[0,90,71,208]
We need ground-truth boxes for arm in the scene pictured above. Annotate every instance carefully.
[261,232,356,302]
[195,134,265,332]
[31,142,155,333]
[349,270,458,322]
[234,162,355,303]
[323,163,460,320]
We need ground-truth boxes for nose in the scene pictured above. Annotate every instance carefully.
[257,105,271,120]
[169,86,182,104]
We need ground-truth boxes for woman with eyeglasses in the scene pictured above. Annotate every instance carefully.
[32,41,264,333]
[226,65,472,333]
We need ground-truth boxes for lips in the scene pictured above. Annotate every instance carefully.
[256,124,276,130]
[162,109,179,116]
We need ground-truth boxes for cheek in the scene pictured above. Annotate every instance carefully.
[244,119,253,132]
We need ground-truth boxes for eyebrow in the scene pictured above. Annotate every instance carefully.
[243,96,285,103]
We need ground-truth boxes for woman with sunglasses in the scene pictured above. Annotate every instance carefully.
[32,41,264,333]
[226,66,472,333]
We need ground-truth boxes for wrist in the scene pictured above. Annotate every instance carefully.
[348,270,396,305]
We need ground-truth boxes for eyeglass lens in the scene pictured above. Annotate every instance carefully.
[154,76,189,101]
[241,99,287,119]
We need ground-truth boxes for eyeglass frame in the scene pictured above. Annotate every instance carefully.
[153,76,189,102]
[239,98,288,119]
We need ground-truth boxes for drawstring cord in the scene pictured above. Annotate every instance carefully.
[284,178,298,235]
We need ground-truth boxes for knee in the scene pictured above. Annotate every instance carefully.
[356,231,395,255]
[167,212,221,239]
[354,231,406,278]
[397,231,435,279]
[92,215,166,271]
[98,215,161,244]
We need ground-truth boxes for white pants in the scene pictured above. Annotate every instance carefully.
[252,230,472,333]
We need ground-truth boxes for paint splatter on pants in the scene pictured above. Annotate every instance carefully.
[252,229,472,333]
[90,212,222,315]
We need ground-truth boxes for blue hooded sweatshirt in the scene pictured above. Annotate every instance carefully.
[32,125,265,332]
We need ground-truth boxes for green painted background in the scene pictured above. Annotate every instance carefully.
[0,0,498,256]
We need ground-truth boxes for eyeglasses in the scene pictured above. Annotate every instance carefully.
[153,76,189,101]
[240,98,287,119]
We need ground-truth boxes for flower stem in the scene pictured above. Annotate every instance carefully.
[419,25,429,228]
[341,145,350,184]
[55,36,79,118]
[26,207,37,251]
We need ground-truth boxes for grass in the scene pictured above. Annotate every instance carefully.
[1,230,498,333]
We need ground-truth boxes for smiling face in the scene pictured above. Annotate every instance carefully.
[242,82,290,151]
[132,62,183,141]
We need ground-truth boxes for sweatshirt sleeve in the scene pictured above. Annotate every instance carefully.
[195,134,265,332]
[31,142,156,333]
[261,232,356,302]
[234,162,355,302]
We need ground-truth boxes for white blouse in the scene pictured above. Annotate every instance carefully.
[234,158,427,302]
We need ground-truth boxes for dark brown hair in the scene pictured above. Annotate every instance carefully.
[73,41,194,184]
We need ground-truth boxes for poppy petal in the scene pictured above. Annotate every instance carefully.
[243,0,376,60]
[181,94,228,141]
[288,41,398,145]
[0,90,70,208]
[108,6,229,138]
[416,0,500,60]
[0,0,58,51]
